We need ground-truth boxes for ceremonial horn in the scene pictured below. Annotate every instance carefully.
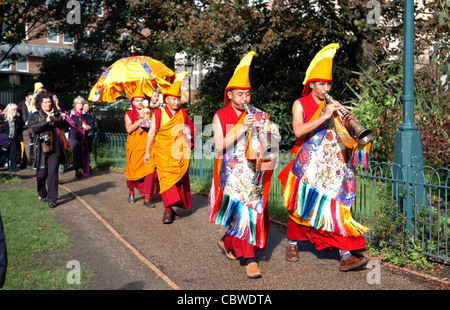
[323,92,373,144]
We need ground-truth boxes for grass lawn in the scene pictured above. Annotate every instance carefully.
[0,187,92,290]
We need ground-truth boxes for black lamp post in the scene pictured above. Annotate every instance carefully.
[185,56,194,105]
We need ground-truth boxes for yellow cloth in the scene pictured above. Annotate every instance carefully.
[126,127,155,181]
[153,109,190,194]
[88,56,175,102]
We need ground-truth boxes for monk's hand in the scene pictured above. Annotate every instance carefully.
[144,153,150,165]
[243,114,255,131]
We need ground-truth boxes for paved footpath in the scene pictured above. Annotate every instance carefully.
[1,168,448,296]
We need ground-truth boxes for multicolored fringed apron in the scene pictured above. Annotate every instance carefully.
[279,101,370,237]
[209,107,275,248]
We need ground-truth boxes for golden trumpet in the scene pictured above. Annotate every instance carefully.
[323,92,373,144]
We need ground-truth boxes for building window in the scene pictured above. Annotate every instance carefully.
[64,32,74,44]
[16,57,28,72]
[47,26,59,43]
[0,59,11,71]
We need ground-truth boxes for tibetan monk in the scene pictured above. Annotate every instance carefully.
[125,89,159,207]
[278,43,371,271]
[144,72,195,224]
[209,52,279,279]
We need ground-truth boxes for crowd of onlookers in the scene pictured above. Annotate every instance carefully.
[0,82,98,200]
[0,82,100,288]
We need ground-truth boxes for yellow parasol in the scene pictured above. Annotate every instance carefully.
[88,55,176,103]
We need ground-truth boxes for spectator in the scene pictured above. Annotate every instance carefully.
[68,96,93,179]
[17,92,34,169]
[0,118,10,167]
[0,103,24,172]
[82,101,97,152]
[29,92,70,208]
[52,94,63,111]
[30,82,45,113]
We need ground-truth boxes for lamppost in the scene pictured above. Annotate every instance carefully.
[185,56,194,105]
[393,0,425,231]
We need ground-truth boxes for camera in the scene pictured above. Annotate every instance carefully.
[40,134,51,146]
[53,109,62,118]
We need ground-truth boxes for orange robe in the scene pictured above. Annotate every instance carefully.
[153,106,194,209]
[125,110,157,195]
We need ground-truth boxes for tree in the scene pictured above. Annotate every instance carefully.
[0,0,69,64]
[37,49,109,109]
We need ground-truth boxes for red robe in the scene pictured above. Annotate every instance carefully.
[213,104,271,258]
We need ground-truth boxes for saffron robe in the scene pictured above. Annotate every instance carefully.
[153,105,194,209]
[125,110,158,195]
[209,104,273,255]
[278,93,369,252]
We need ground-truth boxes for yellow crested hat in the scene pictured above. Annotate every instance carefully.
[164,71,188,98]
[130,85,145,102]
[34,82,44,93]
[224,51,256,105]
[302,43,339,96]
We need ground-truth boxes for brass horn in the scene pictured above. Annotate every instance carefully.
[323,92,373,144]
[243,103,280,160]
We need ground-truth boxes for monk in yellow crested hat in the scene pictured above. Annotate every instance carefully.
[302,43,339,96]
[224,51,256,106]
[144,71,195,224]
[130,85,146,102]
[278,42,371,271]
[163,71,188,100]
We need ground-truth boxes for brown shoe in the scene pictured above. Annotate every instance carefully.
[171,209,181,220]
[162,210,173,224]
[285,245,299,262]
[218,239,237,260]
[339,254,370,272]
[246,262,262,279]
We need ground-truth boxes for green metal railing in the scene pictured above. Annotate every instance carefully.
[92,133,449,262]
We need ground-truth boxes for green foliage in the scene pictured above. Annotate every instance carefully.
[95,107,127,133]
[37,49,110,108]
[0,188,92,289]
[345,62,403,162]
[346,57,449,168]
[415,202,450,264]
[0,172,22,184]
[413,44,450,168]
[365,190,434,271]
